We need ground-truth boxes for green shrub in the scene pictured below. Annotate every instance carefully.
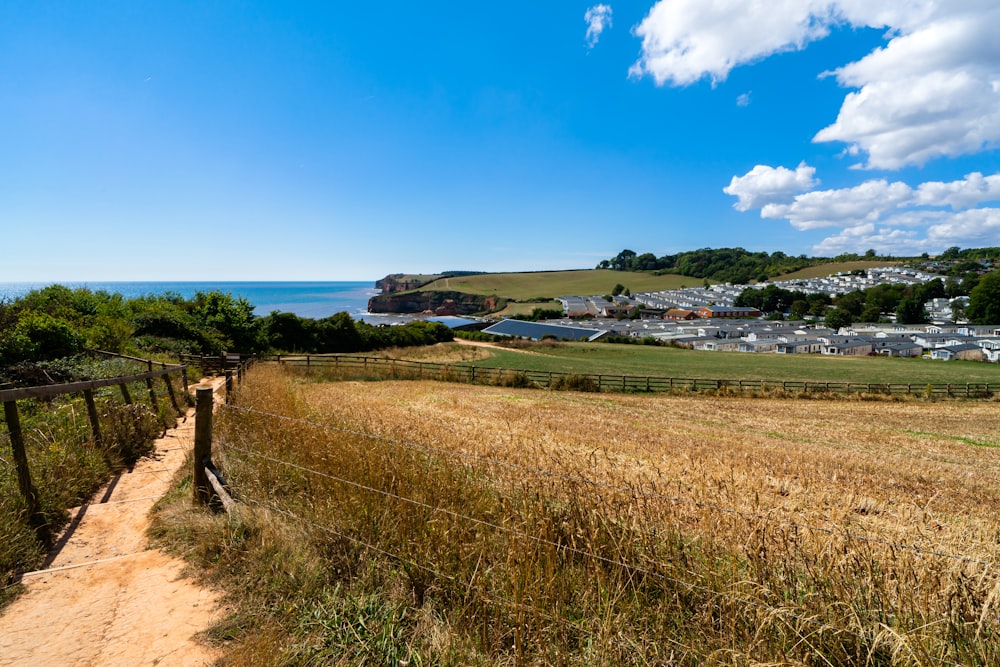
[550,374,600,392]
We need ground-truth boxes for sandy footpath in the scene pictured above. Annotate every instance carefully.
[0,377,228,667]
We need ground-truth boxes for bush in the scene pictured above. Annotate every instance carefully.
[5,313,84,363]
[550,374,600,392]
[496,371,533,388]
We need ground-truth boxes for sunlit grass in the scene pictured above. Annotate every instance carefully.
[152,364,1000,665]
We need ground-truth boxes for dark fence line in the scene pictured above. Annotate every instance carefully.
[268,354,998,399]
[1,357,189,543]
[179,352,256,376]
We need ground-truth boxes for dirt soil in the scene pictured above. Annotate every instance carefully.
[0,377,228,667]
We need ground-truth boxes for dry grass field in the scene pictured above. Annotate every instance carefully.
[153,364,1000,665]
[304,378,1000,559]
[772,260,901,281]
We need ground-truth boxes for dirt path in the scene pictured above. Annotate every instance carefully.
[0,377,228,667]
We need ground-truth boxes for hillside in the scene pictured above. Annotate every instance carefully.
[774,260,902,281]
[369,258,909,312]
[368,270,698,312]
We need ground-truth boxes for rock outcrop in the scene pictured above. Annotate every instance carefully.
[374,274,443,294]
[367,291,500,315]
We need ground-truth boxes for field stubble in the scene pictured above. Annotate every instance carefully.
[156,364,1000,665]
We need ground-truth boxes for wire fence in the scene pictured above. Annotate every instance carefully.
[219,404,998,570]
[214,400,991,664]
[268,353,1000,399]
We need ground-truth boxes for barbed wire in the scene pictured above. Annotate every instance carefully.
[219,403,1000,569]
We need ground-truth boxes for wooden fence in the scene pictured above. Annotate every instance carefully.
[1,358,188,542]
[269,354,998,399]
[179,352,256,376]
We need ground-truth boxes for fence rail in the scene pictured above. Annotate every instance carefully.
[268,354,998,399]
[179,352,256,375]
[2,356,189,542]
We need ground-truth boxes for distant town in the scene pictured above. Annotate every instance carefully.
[481,266,1000,362]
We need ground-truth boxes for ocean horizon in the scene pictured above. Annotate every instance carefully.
[0,281,380,319]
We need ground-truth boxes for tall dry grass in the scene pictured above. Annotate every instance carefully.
[153,363,1000,665]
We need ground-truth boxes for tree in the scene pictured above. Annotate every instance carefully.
[314,312,363,352]
[789,299,809,320]
[834,290,865,317]
[860,304,883,323]
[611,249,637,271]
[190,291,261,352]
[824,308,853,331]
[966,271,1000,324]
[261,311,314,352]
[895,297,928,324]
[807,293,832,317]
[611,283,625,296]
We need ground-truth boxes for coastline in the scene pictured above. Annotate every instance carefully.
[0,281,380,320]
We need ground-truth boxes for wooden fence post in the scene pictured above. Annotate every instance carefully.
[119,382,133,405]
[225,371,234,404]
[163,374,182,416]
[145,362,157,407]
[3,400,49,542]
[83,389,102,446]
[193,388,213,505]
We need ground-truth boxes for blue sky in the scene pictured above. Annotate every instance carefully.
[3,1,999,281]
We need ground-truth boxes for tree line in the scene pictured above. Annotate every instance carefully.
[597,248,823,284]
[0,285,453,372]
[596,246,1000,286]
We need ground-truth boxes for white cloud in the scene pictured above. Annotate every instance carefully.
[723,163,818,212]
[585,5,613,48]
[630,1,1000,169]
[727,166,1000,254]
[926,207,1000,247]
[629,0,837,86]
[914,172,1000,209]
[761,179,913,230]
[736,91,752,107]
[812,225,925,257]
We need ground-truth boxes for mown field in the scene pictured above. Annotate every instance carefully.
[151,364,1000,665]
[774,260,901,281]
[381,340,1000,386]
[410,261,903,301]
[424,269,698,300]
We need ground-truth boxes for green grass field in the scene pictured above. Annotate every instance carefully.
[407,263,908,302]
[423,269,699,301]
[436,341,1000,385]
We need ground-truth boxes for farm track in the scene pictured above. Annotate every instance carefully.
[0,376,228,667]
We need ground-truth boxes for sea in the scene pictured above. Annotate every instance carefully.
[0,281,380,320]
[0,281,481,326]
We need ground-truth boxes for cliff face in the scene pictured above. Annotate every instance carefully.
[375,274,442,294]
[367,291,499,315]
